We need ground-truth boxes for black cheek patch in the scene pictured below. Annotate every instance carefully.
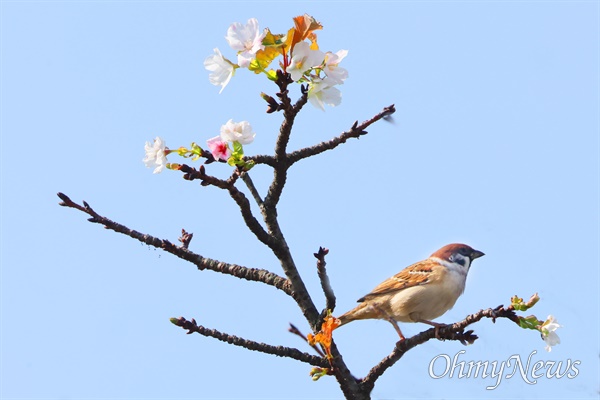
[454,257,466,266]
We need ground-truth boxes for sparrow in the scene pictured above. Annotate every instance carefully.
[337,243,484,340]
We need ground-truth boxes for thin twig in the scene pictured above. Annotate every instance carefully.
[240,172,263,207]
[245,104,395,168]
[288,104,396,164]
[171,317,329,368]
[314,247,336,315]
[360,304,519,392]
[57,192,293,295]
[288,323,325,358]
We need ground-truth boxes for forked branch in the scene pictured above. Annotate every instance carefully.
[178,164,275,249]
[359,304,519,392]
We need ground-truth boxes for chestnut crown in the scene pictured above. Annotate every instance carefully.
[431,243,485,265]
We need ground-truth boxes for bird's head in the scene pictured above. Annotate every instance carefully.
[431,243,485,269]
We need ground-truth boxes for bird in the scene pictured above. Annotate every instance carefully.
[337,243,484,340]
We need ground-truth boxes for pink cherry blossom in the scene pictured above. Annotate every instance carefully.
[206,136,231,161]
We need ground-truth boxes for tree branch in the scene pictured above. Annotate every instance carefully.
[57,192,292,295]
[245,154,276,167]
[171,316,329,368]
[360,304,519,392]
[246,104,395,169]
[261,209,321,330]
[329,341,364,399]
[183,156,323,331]
[264,81,309,209]
[178,164,276,249]
[274,88,309,161]
[288,104,396,164]
[314,247,336,316]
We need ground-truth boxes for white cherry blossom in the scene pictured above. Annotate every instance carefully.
[307,78,342,110]
[287,41,325,82]
[540,315,562,352]
[324,50,348,84]
[143,137,168,174]
[204,48,235,93]
[220,119,255,145]
[225,18,266,68]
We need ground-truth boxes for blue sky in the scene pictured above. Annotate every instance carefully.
[1,1,598,399]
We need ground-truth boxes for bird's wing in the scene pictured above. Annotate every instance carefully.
[357,258,440,302]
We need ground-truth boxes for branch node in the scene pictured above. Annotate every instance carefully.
[382,104,396,117]
[57,192,71,205]
[179,229,193,249]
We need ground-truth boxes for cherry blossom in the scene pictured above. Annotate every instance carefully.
[220,119,255,145]
[323,50,348,84]
[206,136,232,161]
[307,78,341,110]
[143,137,169,174]
[540,315,561,352]
[204,48,236,93]
[287,41,325,82]
[225,18,266,68]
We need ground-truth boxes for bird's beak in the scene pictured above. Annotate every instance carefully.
[471,250,485,260]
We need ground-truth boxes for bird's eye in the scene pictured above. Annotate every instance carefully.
[449,254,466,266]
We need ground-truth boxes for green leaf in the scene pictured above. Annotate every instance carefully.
[266,69,278,81]
[518,315,542,330]
[511,293,540,311]
[309,367,329,381]
[232,141,244,154]
[191,142,202,155]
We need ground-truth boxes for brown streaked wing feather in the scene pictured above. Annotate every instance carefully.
[357,259,438,302]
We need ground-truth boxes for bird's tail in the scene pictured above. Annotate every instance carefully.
[337,302,373,327]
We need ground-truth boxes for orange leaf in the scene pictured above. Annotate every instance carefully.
[306,314,341,360]
[290,14,322,53]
